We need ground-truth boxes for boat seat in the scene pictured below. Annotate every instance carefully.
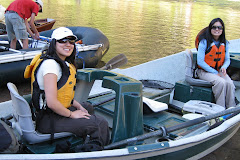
[173,50,215,103]
[185,49,212,87]
[7,82,72,144]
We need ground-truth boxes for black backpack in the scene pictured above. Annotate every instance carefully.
[0,119,19,153]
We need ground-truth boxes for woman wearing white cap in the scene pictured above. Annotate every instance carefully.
[4,0,43,49]
[24,27,110,150]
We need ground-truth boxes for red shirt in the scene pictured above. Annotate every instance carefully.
[6,0,39,19]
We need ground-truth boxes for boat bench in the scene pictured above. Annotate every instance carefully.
[173,80,215,103]
[142,87,172,104]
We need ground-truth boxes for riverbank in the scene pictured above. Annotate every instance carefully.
[0,82,239,159]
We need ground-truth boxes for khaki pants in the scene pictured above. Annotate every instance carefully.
[197,69,236,108]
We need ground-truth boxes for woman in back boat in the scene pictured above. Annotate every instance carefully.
[197,18,236,109]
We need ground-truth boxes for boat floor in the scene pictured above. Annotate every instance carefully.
[90,87,209,143]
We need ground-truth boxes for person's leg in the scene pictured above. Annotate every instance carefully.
[10,13,28,49]
[4,13,16,49]
[10,38,17,49]
[37,112,110,146]
[220,74,236,108]
[22,39,29,49]
[197,69,226,108]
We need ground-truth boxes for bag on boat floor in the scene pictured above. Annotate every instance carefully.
[0,120,19,153]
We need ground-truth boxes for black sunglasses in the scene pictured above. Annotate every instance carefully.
[57,38,75,45]
[212,26,223,30]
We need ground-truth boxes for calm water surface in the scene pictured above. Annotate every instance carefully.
[2,0,240,68]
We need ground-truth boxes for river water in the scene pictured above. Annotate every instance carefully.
[1,0,240,159]
[2,0,240,68]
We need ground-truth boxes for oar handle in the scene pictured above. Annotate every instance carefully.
[101,53,128,70]
[0,46,23,54]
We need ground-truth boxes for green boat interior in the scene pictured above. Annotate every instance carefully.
[16,68,210,154]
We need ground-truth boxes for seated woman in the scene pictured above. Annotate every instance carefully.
[24,27,109,148]
[197,18,236,109]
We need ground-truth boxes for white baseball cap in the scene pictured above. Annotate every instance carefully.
[51,27,77,40]
[35,0,43,12]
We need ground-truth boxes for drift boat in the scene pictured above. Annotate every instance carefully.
[33,18,56,32]
[0,26,109,86]
[0,39,239,159]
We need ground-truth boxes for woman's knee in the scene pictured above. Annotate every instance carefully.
[214,78,226,87]
[94,115,109,126]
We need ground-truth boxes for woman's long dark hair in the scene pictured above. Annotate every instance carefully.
[44,38,77,67]
[199,18,227,49]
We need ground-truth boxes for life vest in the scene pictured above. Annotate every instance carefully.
[24,53,76,111]
[195,27,207,50]
[198,42,225,71]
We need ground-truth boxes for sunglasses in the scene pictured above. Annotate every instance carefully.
[212,26,223,30]
[57,38,75,45]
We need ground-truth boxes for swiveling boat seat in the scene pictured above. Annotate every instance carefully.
[185,49,212,87]
[173,50,215,103]
[7,82,72,144]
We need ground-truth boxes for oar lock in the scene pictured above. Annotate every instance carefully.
[159,126,167,138]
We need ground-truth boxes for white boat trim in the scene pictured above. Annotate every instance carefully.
[187,124,239,160]
[0,50,41,64]
[0,149,130,160]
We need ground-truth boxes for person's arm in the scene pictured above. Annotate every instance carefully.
[72,100,88,113]
[221,42,230,70]
[43,73,90,119]
[197,39,218,74]
[25,13,39,39]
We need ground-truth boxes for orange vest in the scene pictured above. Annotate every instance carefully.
[198,42,225,71]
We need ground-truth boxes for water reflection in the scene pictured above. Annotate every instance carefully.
[2,0,240,67]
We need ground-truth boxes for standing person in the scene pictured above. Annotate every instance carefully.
[24,27,110,150]
[4,0,43,49]
[197,18,236,109]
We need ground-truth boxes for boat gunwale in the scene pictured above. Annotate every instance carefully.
[0,98,239,160]
[0,50,41,64]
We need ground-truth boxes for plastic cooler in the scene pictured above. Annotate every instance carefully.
[183,100,225,115]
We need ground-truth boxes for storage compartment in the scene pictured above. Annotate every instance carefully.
[173,80,214,103]
[183,100,225,115]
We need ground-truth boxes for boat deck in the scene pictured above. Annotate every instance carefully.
[88,86,209,142]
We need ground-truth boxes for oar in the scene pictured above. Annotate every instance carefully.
[0,46,23,54]
[100,53,128,70]
[104,106,240,149]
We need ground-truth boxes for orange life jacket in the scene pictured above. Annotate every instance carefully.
[198,42,225,71]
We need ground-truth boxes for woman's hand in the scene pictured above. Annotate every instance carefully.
[78,105,89,113]
[71,110,91,119]
[73,100,89,114]
[220,68,227,76]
